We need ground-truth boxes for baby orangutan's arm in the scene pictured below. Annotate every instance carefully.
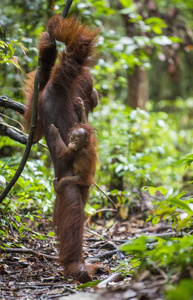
[76,97,87,124]
[53,175,82,192]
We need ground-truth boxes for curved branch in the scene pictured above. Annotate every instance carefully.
[0,60,42,203]
[0,2,73,203]
[95,183,118,209]
[62,0,73,18]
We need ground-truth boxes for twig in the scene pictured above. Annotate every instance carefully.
[150,261,168,280]
[84,238,102,242]
[97,273,123,288]
[95,183,118,209]
[0,120,27,135]
[86,228,105,239]
[0,112,24,131]
[0,247,57,261]
[94,241,117,251]
[150,231,184,239]
[89,249,119,260]
[13,284,65,289]
[93,208,118,215]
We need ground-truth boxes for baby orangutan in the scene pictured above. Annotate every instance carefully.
[51,122,97,199]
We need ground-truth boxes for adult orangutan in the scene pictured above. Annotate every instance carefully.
[24,15,106,282]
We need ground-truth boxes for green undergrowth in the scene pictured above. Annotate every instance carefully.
[1,99,193,298]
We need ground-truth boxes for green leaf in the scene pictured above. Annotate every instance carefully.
[169,198,193,213]
[120,0,133,7]
[120,236,147,254]
[166,279,193,300]
[48,231,55,237]
[77,280,101,289]
[85,203,96,216]
[15,215,21,223]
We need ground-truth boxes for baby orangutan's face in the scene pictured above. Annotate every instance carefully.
[68,128,88,151]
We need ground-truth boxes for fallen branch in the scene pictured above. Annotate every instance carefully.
[86,228,105,240]
[1,246,118,263]
[0,247,57,261]
[97,273,123,288]
[88,249,119,261]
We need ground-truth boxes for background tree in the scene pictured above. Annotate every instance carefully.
[0,0,193,238]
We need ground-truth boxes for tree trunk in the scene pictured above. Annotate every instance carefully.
[127,66,148,110]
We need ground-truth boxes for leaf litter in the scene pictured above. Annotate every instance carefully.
[0,197,179,300]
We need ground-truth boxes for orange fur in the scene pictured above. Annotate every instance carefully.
[50,123,97,205]
[23,16,105,282]
[23,15,99,142]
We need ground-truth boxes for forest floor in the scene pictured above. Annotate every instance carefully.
[0,198,175,300]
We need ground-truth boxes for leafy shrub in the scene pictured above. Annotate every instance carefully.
[91,99,193,195]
